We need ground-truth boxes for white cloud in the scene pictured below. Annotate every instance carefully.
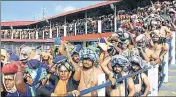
[55,5,76,14]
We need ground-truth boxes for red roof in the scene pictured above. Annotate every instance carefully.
[1,1,119,27]
[34,1,119,23]
[1,32,112,42]
[0,21,35,27]
[62,32,112,41]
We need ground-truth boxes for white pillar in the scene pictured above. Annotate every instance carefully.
[85,11,87,34]
[36,30,38,39]
[11,31,14,39]
[171,31,175,65]
[147,64,154,96]
[75,23,77,36]
[43,30,45,39]
[97,73,106,96]
[20,31,22,39]
[114,5,117,32]
[29,33,31,39]
[64,16,67,36]
[50,22,52,38]
[98,20,102,33]
[163,43,169,83]
[57,27,59,37]
[64,26,67,37]
[152,64,159,96]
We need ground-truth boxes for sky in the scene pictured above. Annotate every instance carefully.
[1,1,104,22]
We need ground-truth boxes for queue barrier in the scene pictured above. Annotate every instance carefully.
[67,67,152,97]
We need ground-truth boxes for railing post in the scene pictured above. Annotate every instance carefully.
[163,43,169,83]
[152,64,159,96]
[97,73,105,96]
[125,78,128,97]
[171,31,175,65]
[147,63,153,96]
[98,20,102,33]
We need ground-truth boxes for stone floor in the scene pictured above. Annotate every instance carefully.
[158,64,176,96]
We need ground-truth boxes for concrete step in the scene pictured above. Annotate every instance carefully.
[168,76,176,83]
[168,70,176,76]
[169,65,176,70]
[158,90,176,96]
[158,64,176,96]
[160,82,176,91]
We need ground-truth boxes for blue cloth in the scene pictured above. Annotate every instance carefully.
[42,62,51,71]
[27,59,50,71]
[45,82,54,92]
[99,38,106,43]
[9,54,19,61]
[53,55,67,64]
[54,37,61,45]
[75,44,82,52]
[6,91,19,97]
[7,49,13,55]
[7,49,19,61]
[31,64,42,96]
[25,84,32,96]
[27,59,40,69]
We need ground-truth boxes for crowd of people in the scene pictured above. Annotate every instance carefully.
[1,0,176,97]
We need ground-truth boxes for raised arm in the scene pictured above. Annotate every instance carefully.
[100,56,113,77]
[15,64,27,94]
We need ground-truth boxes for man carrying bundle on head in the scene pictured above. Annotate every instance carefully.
[100,55,135,96]
[69,48,104,96]
[134,34,160,65]
[129,55,150,96]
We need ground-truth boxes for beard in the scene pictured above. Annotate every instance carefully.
[73,58,80,63]
[83,64,93,70]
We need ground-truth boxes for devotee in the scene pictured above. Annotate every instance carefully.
[100,55,135,96]
[129,55,150,96]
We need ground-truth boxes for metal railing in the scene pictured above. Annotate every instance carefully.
[67,67,151,97]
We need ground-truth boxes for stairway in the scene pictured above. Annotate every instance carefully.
[158,64,176,96]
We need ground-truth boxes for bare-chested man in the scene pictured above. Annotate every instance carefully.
[151,31,168,62]
[129,55,150,96]
[73,48,104,96]
[100,55,135,96]
[135,34,160,65]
